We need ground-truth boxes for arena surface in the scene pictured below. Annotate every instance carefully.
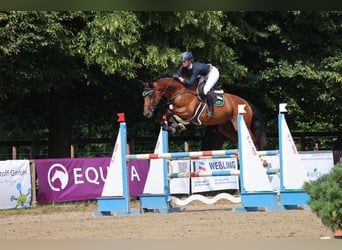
[0,201,333,239]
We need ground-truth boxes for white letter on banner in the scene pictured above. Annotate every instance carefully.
[74,168,84,184]
[99,166,107,182]
[85,167,100,185]
[130,166,141,181]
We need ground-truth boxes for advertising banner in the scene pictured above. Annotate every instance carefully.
[261,150,334,190]
[299,151,334,181]
[36,157,149,203]
[168,151,334,194]
[0,160,31,209]
[191,158,239,193]
[33,151,335,203]
[169,160,191,194]
[128,159,150,197]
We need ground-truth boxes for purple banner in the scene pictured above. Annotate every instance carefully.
[35,157,149,203]
[128,160,150,197]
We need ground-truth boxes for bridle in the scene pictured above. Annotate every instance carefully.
[142,77,198,113]
[142,85,157,113]
[142,77,174,113]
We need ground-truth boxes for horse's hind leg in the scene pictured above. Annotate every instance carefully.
[218,122,238,144]
[218,120,260,149]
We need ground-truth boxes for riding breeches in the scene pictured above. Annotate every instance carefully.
[203,65,220,95]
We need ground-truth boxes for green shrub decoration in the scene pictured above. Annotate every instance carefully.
[303,163,342,231]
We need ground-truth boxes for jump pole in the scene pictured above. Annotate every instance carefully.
[93,104,309,215]
[278,103,310,209]
[233,104,278,212]
[169,168,279,178]
[134,118,240,212]
[138,109,280,212]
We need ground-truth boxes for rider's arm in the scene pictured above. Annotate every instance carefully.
[176,67,187,85]
[178,68,199,87]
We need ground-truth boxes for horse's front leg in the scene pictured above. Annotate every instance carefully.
[160,114,187,134]
[160,120,177,134]
[168,115,187,133]
[159,112,177,134]
[173,122,187,132]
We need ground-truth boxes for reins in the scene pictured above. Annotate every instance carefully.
[169,89,197,103]
[143,76,199,114]
[156,77,198,104]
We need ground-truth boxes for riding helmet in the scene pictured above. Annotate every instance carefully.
[180,52,193,62]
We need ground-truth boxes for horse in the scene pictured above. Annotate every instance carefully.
[141,72,266,150]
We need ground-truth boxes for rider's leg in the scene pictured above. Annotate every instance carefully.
[206,91,216,118]
[203,66,219,94]
[204,66,219,118]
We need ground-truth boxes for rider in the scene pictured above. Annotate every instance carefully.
[173,52,220,118]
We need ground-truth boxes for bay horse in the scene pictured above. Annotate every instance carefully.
[141,72,266,150]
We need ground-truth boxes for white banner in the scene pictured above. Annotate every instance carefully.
[261,150,334,191]
[169,151,334,194]
[299,151,334,181]
[191,158,239,193]
[0,160,31,209]
[169,160,190,194]
[169,158,239,194]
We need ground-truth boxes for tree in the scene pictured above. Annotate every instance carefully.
[0,11,340,158]
[234,11,341,138]
[76,11,251,150]
[0,11,91,157]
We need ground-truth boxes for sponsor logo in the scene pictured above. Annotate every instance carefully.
[48,164,69,191]
[307,168,322,179]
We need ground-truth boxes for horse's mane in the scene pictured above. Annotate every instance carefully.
[151,71,173,82]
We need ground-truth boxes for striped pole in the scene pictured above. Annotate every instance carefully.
[257,150,279,156]
[126,149,279,161]
[126,149,238,161]
[168,168,279,178]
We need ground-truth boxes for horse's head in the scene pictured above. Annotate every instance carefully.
[140,73,185,118]
[141,80,160,118]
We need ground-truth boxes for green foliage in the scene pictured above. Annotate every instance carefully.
[76,11,143,79]
[0,11,90,146]
[303,163,342,231]
[0,11,341,157]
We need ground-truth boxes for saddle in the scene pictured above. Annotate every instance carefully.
[196,76,224,106]
[170,76,225,126]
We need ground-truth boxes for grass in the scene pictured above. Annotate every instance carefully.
[0,200,98,217]
[0,199,142,217]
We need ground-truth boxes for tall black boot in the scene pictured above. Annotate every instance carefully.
[205,92,216,119]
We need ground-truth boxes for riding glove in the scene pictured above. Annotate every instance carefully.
[172,74,180,81]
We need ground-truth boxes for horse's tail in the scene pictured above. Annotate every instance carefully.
[249,102,267,150]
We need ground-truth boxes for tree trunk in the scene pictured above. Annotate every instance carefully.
[334,129,342,150]
[48,90,72,158]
